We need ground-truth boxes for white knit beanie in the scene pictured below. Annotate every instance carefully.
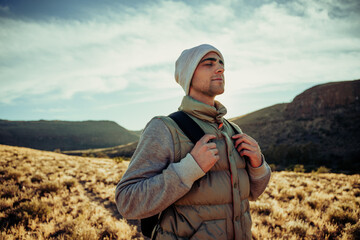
[175,44,224,95]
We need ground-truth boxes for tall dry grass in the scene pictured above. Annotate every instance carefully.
[251,171,360,239]
[0,144,359,239]
[0,145,140,240]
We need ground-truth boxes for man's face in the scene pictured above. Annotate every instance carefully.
[189,52,225,102]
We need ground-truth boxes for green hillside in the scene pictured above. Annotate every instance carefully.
[0,120,139,151]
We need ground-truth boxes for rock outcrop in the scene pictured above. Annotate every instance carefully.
[285,80,360,119]
[231,79,360,173]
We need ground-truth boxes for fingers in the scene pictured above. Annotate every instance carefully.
[232,133,262,166]
[239,149,256,158]
[236,142,258,160]
[232,133,254,142]
[211,148,219,155]
[239,149,262,167]
[236,142,257,153]
[232,133,258,149]
[196,134,217,150]
[207,142,217,149]
[232,135,253,148]
[200,134,217,144]
[191,134,219,173]
[204,139,218,155]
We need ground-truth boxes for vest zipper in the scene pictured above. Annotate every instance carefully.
[213,122,237,238]
[224,133,236,239]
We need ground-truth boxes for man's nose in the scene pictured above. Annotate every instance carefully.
[215,63,224,74]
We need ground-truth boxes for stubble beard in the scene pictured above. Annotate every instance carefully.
[207,82,225,97]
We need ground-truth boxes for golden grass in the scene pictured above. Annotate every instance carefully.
[0,145,140,240]
[0,144,359,239]
[251,171,360,240]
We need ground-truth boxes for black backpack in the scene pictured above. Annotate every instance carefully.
[140,111,238,238]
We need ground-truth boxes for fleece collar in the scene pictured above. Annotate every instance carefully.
[179,96,227,124]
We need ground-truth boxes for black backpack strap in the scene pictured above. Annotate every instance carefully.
[141,214,160,238]
[168,111,205,144]
[169,111,240,142]
[223,118,240,135]
[223,118,251,161]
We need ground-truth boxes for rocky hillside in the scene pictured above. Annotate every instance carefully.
[285,80,360,119]
[0,120,139,151]
[231,79,360,173]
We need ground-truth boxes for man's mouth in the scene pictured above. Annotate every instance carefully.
[212,78,223,82]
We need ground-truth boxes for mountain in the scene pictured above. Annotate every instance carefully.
[0,120,139,151]
[230,79,360,173]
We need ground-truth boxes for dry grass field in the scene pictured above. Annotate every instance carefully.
[1,144,359,240]
[0,145,140,240]
[251,171,360,240]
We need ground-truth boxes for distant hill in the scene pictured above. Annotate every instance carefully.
[63,141,138,158]
[230,79,360,173]
[129,130,143,137]
[0,120,139,151]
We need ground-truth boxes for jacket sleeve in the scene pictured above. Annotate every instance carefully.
[247,155,271,201]
[115,117,205,219]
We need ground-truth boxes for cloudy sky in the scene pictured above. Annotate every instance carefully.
[1,0,359,130]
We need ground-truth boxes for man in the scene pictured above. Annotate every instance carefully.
[115,44,271,240]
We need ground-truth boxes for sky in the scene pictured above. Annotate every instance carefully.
[0,0,359,130]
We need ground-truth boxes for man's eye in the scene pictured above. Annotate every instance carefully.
[205,62,213,66]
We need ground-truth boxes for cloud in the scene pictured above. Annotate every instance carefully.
[34,107,69,113]
[0,0,359,108]
[0,5,9,13]
[0,1,195,103]
[219,0,360,93]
